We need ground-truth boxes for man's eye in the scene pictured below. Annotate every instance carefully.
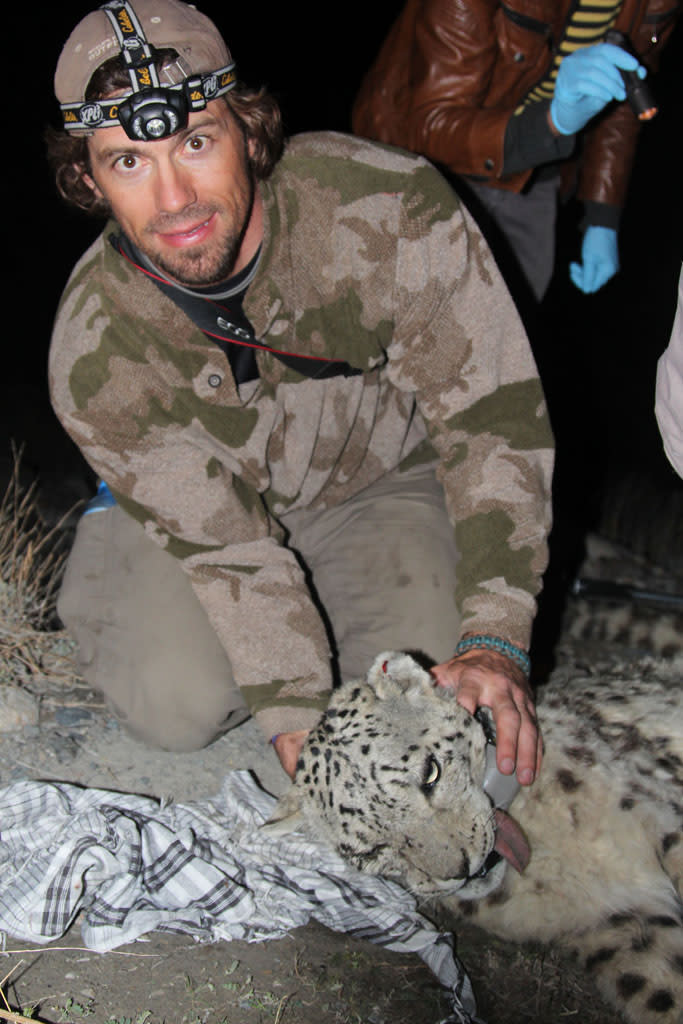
[116,154,138,171]
[187,135,207,151]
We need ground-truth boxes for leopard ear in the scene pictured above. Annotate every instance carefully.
[261,787,306,836]
[367,651,405,699]
[368,651,433,700]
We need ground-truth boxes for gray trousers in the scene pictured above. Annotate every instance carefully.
[58,462,460,751]
[464,174,560,303]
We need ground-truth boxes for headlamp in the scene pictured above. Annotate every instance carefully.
[59,0,237,140]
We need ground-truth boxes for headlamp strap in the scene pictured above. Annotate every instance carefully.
[101,0,162,94]
[59,0,237,134]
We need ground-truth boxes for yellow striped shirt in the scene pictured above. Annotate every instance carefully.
[515,0,622,112]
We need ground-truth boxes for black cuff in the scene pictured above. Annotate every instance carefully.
[503,101,576,175]
[581,200,621,231]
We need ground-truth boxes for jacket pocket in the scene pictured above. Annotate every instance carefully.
[642,3,680,44]
[487,2,553,105]
[500,2,553,39]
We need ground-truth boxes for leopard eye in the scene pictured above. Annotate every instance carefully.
[421,754,441,793]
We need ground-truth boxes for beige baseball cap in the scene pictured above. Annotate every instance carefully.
[55,0,236,137]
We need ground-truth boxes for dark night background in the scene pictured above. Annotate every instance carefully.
[5,3,683,646]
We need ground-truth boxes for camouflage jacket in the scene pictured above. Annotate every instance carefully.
[50,132,554,740]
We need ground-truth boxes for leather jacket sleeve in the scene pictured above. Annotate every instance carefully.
[576,0,681,211]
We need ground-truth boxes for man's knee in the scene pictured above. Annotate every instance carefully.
[286,462,461,675]
[58,503,249,751]
[108,688,250,752]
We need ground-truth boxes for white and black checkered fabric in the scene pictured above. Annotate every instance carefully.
[0,771,483,1024]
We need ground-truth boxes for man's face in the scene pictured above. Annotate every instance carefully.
[84,100,259,286]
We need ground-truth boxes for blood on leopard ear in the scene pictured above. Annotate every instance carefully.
[366,651,402,688]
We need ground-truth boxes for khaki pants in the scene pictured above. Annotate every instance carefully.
[58,462,460,751]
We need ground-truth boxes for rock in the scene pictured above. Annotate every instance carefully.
[55,707,92,726]
[0,686,40,731]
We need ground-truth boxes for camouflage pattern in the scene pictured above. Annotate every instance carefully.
[49,131,554,739]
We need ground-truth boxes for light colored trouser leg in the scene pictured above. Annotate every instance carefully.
[283,461,460,679]
[58,461,459,749]
[57,506,248,752]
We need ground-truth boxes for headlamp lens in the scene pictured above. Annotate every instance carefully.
[146,117,168,138]
[117,88,188,141]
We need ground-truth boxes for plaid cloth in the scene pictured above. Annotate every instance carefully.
[0,771,483,1024]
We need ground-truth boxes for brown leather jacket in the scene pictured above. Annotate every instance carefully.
[352,0,680,210]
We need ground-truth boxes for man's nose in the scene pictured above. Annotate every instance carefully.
[155,160,196,212]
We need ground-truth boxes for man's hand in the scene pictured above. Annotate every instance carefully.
[570,225,619,293]
[272,729,310,779]
[550,43,645,136]
[431,650,541,785]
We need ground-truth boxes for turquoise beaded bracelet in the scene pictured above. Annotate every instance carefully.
[453,634,530,676]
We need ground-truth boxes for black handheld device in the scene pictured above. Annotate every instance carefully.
[605,29,658,120]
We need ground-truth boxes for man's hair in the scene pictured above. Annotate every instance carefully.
[46,50,284,215]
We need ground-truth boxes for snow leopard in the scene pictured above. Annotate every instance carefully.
[266,650,683,1024]
[560,532,683,661]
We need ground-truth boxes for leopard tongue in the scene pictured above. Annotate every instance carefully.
[494,808,530,873]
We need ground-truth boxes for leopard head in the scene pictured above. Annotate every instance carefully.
[264,651,528,900]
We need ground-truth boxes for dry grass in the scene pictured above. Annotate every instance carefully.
[0,450,70,630]
[0,449,82,696]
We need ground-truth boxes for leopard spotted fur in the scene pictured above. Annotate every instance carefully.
[267,651,683,1024]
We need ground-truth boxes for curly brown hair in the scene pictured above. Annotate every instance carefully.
[46,50,284,215]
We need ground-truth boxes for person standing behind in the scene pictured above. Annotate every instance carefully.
[656,264,683,478]
[353,0,680,302]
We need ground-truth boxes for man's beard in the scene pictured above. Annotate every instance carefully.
[140,178,255,288]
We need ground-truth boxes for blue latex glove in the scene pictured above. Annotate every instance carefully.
[550,43,645,135]
[83,479,117,515]
[569,226,619,293]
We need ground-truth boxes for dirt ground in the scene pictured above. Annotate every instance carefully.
[0,642,624,1024]
[2,919,622,1024]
